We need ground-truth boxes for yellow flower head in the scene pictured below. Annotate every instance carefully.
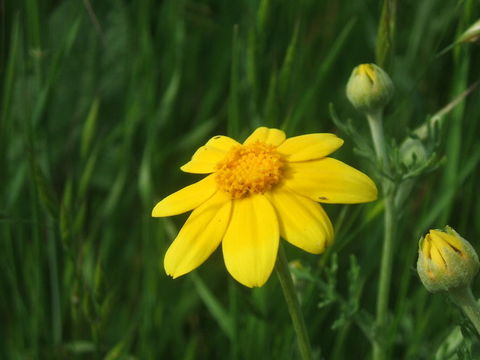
[417,226,480,293]
[152,127,377,287]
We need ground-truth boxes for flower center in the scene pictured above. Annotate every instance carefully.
[215,142,284,199]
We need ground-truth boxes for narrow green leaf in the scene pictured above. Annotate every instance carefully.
[279,20,300,97]
[228,24,240,137]
[263,71,278,127]
[285,18,356,132]
[1,15,20,130]
[190,273,234,340]
[78,149,98,200]
[59,179,73,242]
[81,98,100,160]
[30,159,59,218]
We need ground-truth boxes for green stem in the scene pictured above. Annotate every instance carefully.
[367,111,388,167]
[367,111,396,360]
[449,286,480,336]
[276,245,313,360]
[373,194,396,360]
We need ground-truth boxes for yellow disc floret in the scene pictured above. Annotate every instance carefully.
[215,142,284,199]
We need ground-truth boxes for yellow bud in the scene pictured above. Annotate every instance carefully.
[417,227,479,293]
[346,63,394,114]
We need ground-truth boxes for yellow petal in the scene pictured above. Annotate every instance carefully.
[181,135,240,174]
[420,236,431,258]
[277,133,344,161]
[243,127,286,146]
[222,194,279,287]
[267,187,333,254]
[164,192,232,278]
[284,158,377,204]
[152,175,217,217]
[429,242,447,270]
[430,229,463,252]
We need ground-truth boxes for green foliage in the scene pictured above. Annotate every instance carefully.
[2,0,480,359]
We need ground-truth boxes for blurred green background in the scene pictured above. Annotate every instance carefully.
[2,0,480,359]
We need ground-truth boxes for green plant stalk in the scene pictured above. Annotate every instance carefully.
[367,111,388,165]
[449,286,480,336]
[276,245,314,360]
[373,195,396,360]
[367,111,396,360]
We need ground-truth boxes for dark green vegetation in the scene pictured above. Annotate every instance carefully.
[2,0,480,359]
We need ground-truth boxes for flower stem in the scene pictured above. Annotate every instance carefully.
[367,110,396,360]
[276,245,313,360]
[373,194,396,360]
[449,286,480,336]
[367,111,388,167]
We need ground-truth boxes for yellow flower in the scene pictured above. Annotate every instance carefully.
[152,127,377,287]
[417,227,480,293]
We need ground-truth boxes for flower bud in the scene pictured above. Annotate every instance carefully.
[417,226,479,293]
[346,63,394,114]
[399,137,427,167]
[458,19,480,43]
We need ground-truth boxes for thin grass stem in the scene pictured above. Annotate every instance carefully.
[276,245,314,360]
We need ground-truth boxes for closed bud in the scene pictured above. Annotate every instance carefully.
[417,226,479,293]
[399,137,427,167]
[346,63,394,114]
[458,19,480,43]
